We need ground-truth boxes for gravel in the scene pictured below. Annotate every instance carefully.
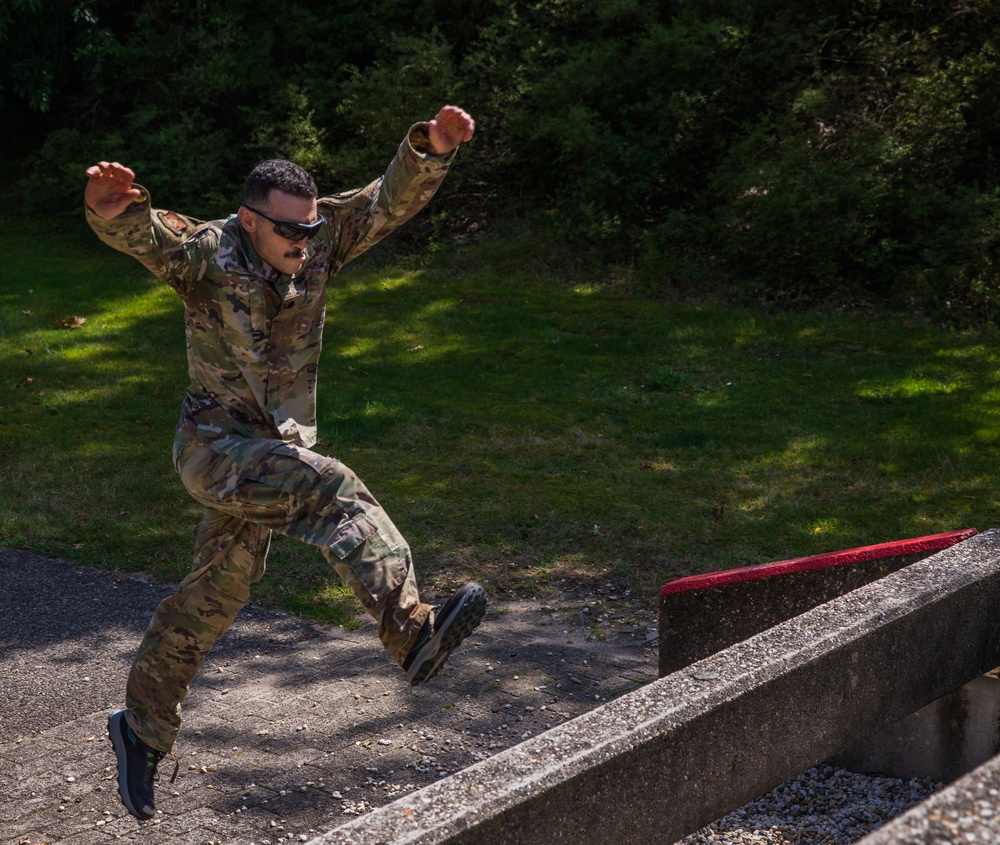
[677,765,940,845]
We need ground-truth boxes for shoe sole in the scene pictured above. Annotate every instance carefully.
[407,583,487,685]
[107,709,155,821]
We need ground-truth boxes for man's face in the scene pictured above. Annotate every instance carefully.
[238,189,320,277]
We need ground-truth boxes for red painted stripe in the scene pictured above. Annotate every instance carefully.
[660,529,977,597]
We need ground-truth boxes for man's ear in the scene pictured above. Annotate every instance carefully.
[237,207,256,233]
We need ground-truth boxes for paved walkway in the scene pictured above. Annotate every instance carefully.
[0,548,658,845]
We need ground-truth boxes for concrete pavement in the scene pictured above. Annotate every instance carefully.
[0,548,658,845]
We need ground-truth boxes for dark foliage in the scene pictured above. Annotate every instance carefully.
[4,0,1000,316]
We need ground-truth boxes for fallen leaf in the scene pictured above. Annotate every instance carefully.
[54,316,87,329]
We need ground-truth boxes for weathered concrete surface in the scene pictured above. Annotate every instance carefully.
[855,750,1000,844]
[314,529,1000,845]
[833,672,1000,784]
[0,548,657,845]
[659,530,976,676]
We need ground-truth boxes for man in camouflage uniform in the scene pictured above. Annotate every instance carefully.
[85,105,487,822]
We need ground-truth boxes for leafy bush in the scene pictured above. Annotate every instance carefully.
[7,0,1000,317]
[701,0,1000,312]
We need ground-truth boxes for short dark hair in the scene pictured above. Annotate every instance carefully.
[242,159,318,209]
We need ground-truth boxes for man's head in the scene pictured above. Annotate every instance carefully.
[237,159,322,276]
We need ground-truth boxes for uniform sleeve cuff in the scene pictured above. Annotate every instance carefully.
[84,186,150,223]
[407,123,458,164]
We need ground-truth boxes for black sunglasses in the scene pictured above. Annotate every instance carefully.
[243,204,326,241]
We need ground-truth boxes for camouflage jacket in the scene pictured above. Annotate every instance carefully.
[87,124,455,449]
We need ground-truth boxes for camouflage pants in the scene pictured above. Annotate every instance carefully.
[124,434,432,753]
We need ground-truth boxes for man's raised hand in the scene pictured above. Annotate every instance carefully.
[85,161,142,220]
[428,105,476,156]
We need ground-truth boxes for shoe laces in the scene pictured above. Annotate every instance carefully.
[147,748,180,785]
[163,751,180,784]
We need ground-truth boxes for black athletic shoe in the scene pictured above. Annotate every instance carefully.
[404,582,487,685]
[107,709,164,821]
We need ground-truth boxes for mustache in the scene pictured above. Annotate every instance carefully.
[284,247,305,259]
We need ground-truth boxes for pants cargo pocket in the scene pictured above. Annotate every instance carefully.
[328,514,406,605]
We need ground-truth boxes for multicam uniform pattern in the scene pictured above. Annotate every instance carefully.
[87,125,455,752]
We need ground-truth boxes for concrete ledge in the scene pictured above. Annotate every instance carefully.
[855,749,1000,844]
[310,530,1000,845]
[659,529,976,676]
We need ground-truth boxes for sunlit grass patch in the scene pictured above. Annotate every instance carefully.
[858,375,965,399]
[4,228,1000,623]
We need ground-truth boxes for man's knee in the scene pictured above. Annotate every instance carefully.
[176,443,226,504]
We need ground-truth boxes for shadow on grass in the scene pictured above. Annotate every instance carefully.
[317,261,1000,587]
[2,229,1000,612]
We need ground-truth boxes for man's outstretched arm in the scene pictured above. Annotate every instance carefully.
[328,104,476,266]
[84,162,210,295]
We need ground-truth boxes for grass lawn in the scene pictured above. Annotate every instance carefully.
[2,226,999,624]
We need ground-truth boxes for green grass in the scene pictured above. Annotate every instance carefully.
[3,226,1000,624]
